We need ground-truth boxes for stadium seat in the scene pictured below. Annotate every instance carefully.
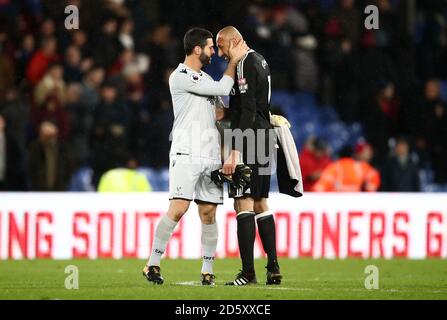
[440,80,447,102]
[68,167,95,192]
[270,171,279,192]
[158,168,170,191]
[137,167,162,191]
[319,105,340,123]
[346,122,365,146]
[292,92,317,108]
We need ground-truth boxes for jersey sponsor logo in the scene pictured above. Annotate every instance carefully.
[190,73,201,83]
[179,68,187,74]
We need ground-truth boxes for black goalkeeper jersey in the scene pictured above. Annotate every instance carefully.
[229,49,272,133]
[228,49,273,197]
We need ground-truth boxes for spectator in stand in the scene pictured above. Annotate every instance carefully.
[0,88,29,190]
[404,78,447,184]
[92,17,123,69]
[91,80,131,187]
[108,48,136,77]
[71,30,91,58]
[326,0,361,46]
[144,23,180,91]
[26,37,59,86]
[416,1,447,80]
[15,34,36,87]
[243,3,273,59]
[34,62,66,107]
[39,18,56,42]
[313,145,380,192]
[0,32,15,101]
[33,94,71,142]
[125,63,148,164]
[28,121,73,191]
[268,5,294,89]
[63,45,83,83]
[361,81,399,161]
[79,66,105,111]
[353,140,375,165]
[381,136,420,192]
[422,79,447,184]
[32,63,70,141]
[300,137,332,191]
[66,83,91,169]
[321,0,361,106]
[119,18,135,50]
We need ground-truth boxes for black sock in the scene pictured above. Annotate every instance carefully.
[237,211,256,274]
[256,213,278,268]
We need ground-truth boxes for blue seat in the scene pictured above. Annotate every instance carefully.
[69,167,95,192]
[440,80,447,102]
[270,171,279,192]
[319,105,340,123]
[293,92,317,108]
[347,122,365,146]
[137,167,163,191]
[157,168,170,191]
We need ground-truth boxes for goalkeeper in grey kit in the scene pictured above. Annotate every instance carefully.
[215,26,283,286]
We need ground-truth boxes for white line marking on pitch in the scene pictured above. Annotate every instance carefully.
[173,282,447,294]
[175,281,201,286]
[174,282,309,291]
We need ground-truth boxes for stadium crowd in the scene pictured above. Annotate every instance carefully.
[0,0,446,192]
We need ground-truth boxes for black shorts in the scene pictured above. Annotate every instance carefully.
[229,129,273,199]
[228,163,271,199]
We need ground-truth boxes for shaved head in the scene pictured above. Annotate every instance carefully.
[216,26,243,43]
[216,26,246,60]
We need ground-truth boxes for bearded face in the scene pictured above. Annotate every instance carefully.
[199,50,212,66]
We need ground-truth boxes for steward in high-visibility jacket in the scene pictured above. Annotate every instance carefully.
[312,157,380,192]
[98,168,152,192]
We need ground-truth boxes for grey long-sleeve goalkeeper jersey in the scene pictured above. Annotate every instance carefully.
[168,63,234,161]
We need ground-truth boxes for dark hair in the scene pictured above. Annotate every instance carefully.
[313,137,328,151]
[183,27,213,55]
[47,61,63,70]
[338,145,354,158]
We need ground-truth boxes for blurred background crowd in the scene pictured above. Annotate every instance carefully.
[0,0,446,192]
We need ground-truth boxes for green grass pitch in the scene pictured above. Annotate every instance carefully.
[1,258,447,300]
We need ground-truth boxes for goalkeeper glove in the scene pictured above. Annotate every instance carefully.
[270,113,291,128]
[210,163,252,192]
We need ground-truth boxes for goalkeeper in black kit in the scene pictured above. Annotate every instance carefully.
[215,26,282,286]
